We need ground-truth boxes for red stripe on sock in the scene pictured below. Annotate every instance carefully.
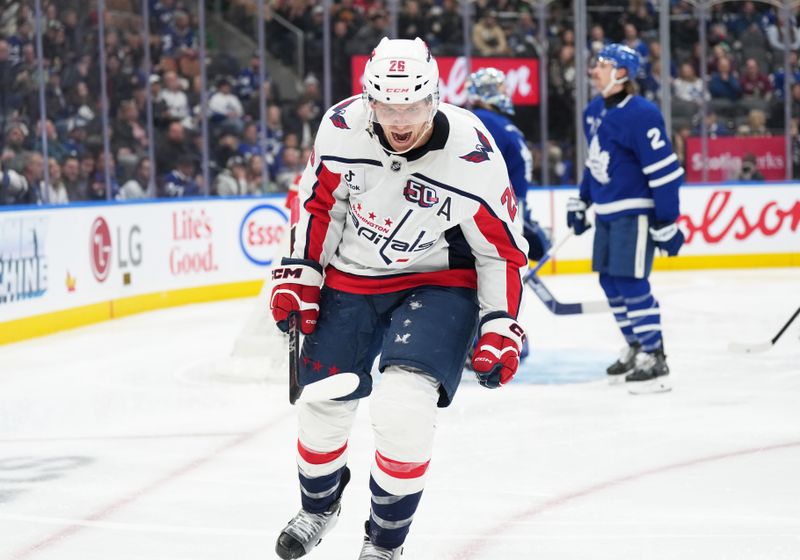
[375,451,430,479]
[297,440,347,465]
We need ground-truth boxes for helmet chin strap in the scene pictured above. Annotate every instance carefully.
[601,68,628,97]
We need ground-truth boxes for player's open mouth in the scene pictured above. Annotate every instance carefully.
[391,131,412,143]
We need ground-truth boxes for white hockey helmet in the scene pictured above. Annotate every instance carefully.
[362,37,439,123]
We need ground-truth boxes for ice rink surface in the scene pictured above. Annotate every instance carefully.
[1,268,799,560]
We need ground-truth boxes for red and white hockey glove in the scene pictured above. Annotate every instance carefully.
[471,316,526,389]
[270,258,323,335]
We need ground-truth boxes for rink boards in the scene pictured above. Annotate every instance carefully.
[1,183,799,344]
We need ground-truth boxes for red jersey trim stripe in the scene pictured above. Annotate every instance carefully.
[472,205,526,317]
[324,266,477,295]
[297,440,347,465]
[303,163,341,262]
[375,451,430,479]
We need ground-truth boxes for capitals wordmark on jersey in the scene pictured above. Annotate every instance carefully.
[293,95,529,320]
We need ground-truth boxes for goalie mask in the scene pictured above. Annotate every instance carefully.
[362,37,440,153]
[466,67,514,115]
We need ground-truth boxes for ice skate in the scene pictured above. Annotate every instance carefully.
[358,524,403,559]
[606,342,641,384]
[275,468,350,559]
[626,348,671,394]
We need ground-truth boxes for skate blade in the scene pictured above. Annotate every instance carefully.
[628,376,672,395]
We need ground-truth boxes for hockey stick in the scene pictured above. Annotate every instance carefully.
[728,306,800,353]
[287,197,303,405]
[286,198,360,405]
[523,231,610,316]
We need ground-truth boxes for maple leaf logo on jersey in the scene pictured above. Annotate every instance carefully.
[587,135,611,184]
[329,98,357,129]
[460,128,493,163]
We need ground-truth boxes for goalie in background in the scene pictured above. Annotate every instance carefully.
[465,67,551,366]
[465,67,551,263]
[568,43,685,394]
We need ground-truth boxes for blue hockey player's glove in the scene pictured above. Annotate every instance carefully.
[523,219,551,261]
[566,198,591,236]
[650,222,685,256]
[471,317,526,389]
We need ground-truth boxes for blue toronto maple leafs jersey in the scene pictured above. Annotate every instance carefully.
[472,108,533,201]
[579,94,683,224]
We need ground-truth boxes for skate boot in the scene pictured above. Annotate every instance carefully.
[606,342,641,385]
[275,468,350,559]
[358,523,403,559]
[626,348,671,394]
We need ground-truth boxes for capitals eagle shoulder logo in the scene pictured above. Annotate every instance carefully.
[329,98,357,129]
[460,128,494,163]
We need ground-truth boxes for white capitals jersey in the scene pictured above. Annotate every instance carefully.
[292,95,529,320]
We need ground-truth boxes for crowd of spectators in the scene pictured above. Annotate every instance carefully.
[2,0,799,207]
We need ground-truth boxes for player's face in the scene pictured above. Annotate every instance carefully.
[370,99,434,152]
[591,58,616,94]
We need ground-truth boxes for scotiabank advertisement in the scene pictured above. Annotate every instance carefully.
[0,198,288,324]
[351,56,540,106]
[685,136,787,182]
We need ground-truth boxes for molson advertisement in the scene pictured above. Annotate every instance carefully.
[351,56,540,106]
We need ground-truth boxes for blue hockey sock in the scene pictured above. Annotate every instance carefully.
[599,273,637,345]
[367,475,423,550]
[614,276,663,353]
[299,466,348,513]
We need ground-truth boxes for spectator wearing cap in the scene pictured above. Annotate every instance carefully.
[237,51,269,102]
[208,75,244,136]
[2,122,29,163]
[162,154,199,197]
[737,152,765,181]
[118,156,151,200]
[46,156,69,204]
[214,155,250,196]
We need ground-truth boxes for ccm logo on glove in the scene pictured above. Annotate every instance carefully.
[471,317,526,389]
[269,260,323,335]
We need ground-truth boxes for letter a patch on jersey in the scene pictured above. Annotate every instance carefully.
[460,128,494,163]
[587,135,611,184]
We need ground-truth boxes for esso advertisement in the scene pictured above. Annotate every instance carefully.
[351,56,540,107]
[169,208,217,275]
[240,204,288,266]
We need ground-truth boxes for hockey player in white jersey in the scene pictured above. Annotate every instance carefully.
[567,44,684,394]
[269,37,529,558]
